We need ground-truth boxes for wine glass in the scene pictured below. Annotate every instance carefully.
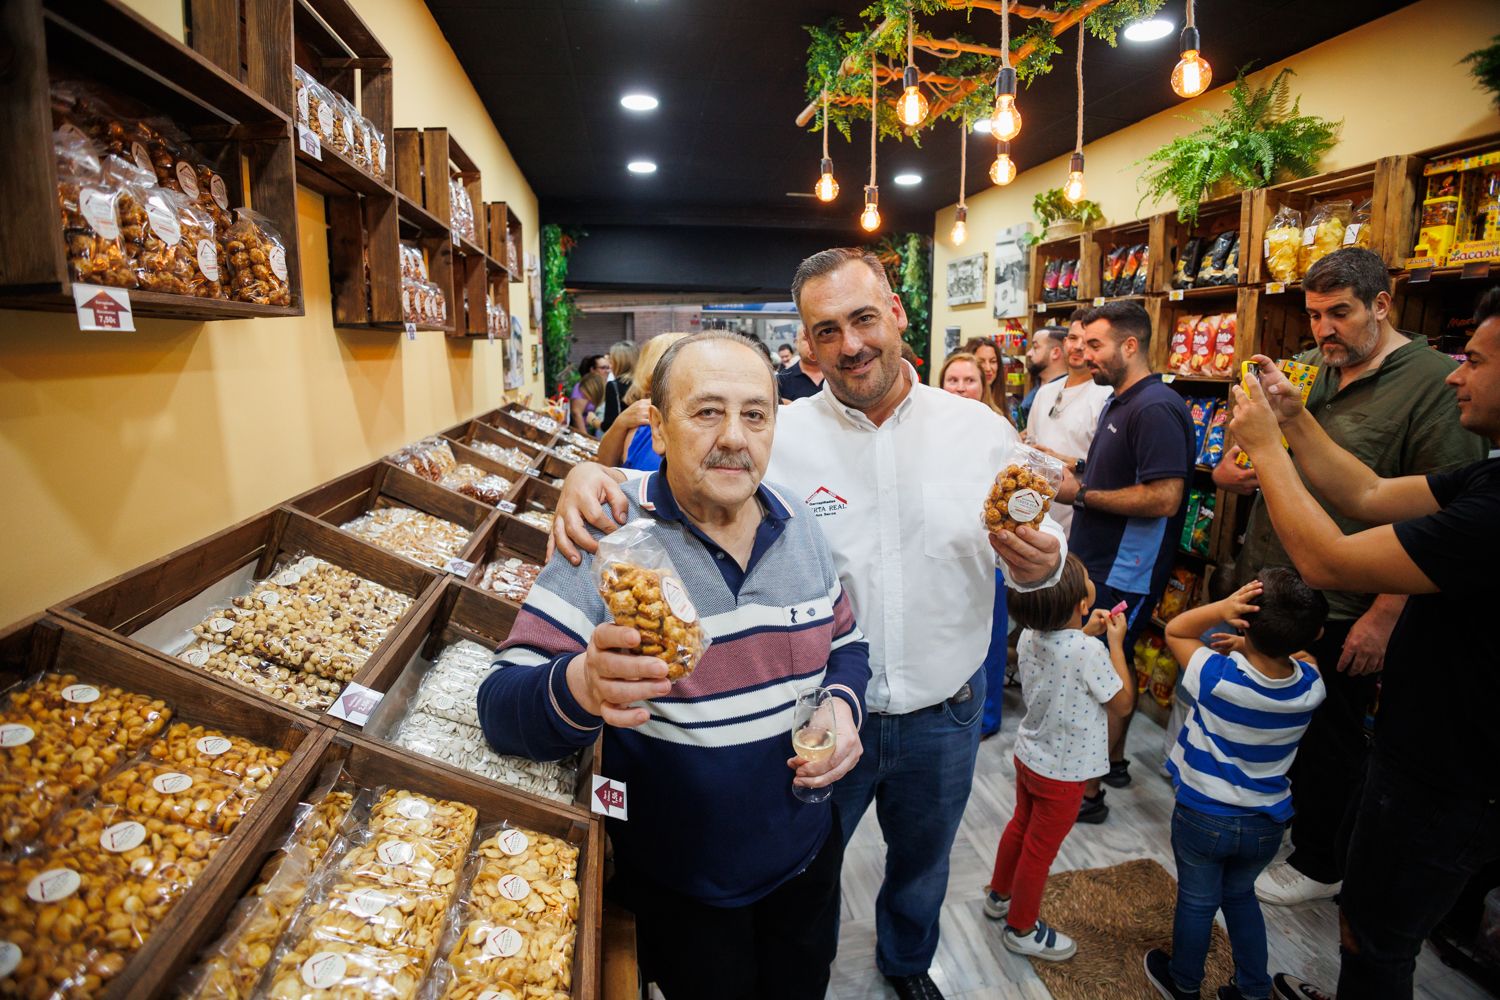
[791,687,837,804]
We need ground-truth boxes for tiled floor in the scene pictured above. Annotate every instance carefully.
[826,685,1494,999]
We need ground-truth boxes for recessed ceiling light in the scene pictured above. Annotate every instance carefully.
[620,93,659,112]
[972,118,993,134]
[893,173,922,186]
[1123,17,1174,42]
[627,160,657,174]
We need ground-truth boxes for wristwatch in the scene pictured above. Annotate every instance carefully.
[1074,484,1089,509]
[1073,457,1086,476]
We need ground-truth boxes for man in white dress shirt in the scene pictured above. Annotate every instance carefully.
[1026,311,1115,533]
[549,248,1067,1000]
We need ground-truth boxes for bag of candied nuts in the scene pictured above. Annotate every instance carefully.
[982,443,1065,535]
[593,519,711,681]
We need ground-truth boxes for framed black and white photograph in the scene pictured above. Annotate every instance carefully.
[506,314,525,389]
[946,252,987,307]
[993,222,1031,318]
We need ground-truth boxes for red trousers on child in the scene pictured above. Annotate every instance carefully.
[989,757,1086,931]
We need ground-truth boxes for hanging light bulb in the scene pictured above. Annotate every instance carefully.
[897,66,929,127]
[861,185,881,231]
[951,205,968,246]
[1171,2,1212,98]
[990,141,1017,185]
[813,87,839,201]
[992,67,1022,142]
[1064,152,1087,203]
[952,120,969,245]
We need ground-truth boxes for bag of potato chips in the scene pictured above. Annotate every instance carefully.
[594,520,711,681]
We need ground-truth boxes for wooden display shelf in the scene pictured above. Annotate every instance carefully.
[1148,288,1251,383]
[382,438,531,510]
[1084,216,1162,299]
[488,201,525,283]
[1244,160,1397,282]
[1027,233,1091,311]
[0,0,303,318]
[0,614,331,998]
[492,476,560,562]
[50,505,444,722]
[1240,283,1315,366]
[487,403,565,446]
[451,421,573,481]
[1159,192,1250,293]
[460,514,548,592]
[286,462,497,569]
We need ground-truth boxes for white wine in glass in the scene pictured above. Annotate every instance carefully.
[791,687,836,804]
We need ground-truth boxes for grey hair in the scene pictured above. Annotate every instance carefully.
[791,247,892,308]
[650,330,780,415]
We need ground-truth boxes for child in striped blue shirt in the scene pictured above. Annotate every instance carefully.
[1145,568,1328,1000]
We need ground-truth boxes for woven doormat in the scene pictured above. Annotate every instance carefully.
[1028,858,1237,999]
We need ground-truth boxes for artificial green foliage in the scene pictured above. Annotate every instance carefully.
[1463,34,1500,111]
[1031,187,1103,233]
[1136,67,1341,226]
[541,223,584,395]
[898,232,931,363]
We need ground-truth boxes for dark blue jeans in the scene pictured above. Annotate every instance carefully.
[1170,804,1283,1000]
[832,665,985,977]
[982,569,1008,735]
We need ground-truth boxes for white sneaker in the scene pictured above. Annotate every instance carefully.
[983,889,1010,920]
[1002,919,1077,961]
[1255,861,1340,906]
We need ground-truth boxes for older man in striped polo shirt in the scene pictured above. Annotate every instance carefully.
[478,330,870,1000]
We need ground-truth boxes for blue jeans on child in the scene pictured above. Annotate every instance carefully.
[1170,804,1283,1000]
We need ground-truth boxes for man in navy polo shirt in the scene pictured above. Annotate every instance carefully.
[1055,300,1195,823]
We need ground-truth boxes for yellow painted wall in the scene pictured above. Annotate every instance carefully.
[0,0,544,625]
[930,0,1500,370]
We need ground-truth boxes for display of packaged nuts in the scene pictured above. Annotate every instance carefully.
[468,859,578,929]
[96,760,255,835]
[176,641,343,712]
[596,541,708,682]
[367,790,477,849]
[516,510,555,533]
[293,788,355,864]
[296,878,450,958]
[41,803,224,885]
[508,409,559,434]
[466,440,535,475]
[559,432,598,456]
[181,846,315,1000]
[264,938,427,1000]
[0,852,142,995]
[338,834,467,893]
[392,714,578,805]
[223,208,292,306]
[0,671,170,747]
[392,439,458,482]
[478,557,542,603]
[137,187,225,298]
[444,915,575,995]
[475,826,580,883]
[55,129,134,288]
[340,507,472,571]
[148,723,292,792]
[550,444,591,466]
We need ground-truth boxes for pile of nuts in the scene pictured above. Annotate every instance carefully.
[392,642,579,804]
[466,440,535,475]
[175,556,413,711]
[600,562,707,681]
[341,507,472,571]
[516,510,556,533]
[478,557,542,603]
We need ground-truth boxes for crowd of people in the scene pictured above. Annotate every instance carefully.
[477,245,1498,1000]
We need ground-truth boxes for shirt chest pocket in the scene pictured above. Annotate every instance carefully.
[922,482,987,560]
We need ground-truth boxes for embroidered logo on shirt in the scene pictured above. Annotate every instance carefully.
[805,485,848,518]
[1107,422,1119,433]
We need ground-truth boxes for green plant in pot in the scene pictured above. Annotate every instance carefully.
[1024,187,1103,247]
[1137,66,1340,226]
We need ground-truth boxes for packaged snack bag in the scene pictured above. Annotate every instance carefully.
[1263,205,1302,282]
[1059,259,1079,301]
[1210,311,1238,375]
[224,208,292,306]
[1155,567,1200,623]
[1189,492,1216,556]
[982,444,1065,535]
[1187,398,1215,457]
[1300,199,1352,275]
[1221,233,1241,284]
[1172,237,1205,289]
[595,520,711,681]
[1101,246,1126,296]
[1150,647,1179,707]
[1180,490,1203,552]
[1343,198,1373,249]
[1168,315,1198,374]
[1132,245,1151,294]
[1198,404,1228,468]
[1189,315,1219,373]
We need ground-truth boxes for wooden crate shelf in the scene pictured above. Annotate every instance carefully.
[1027,233,1091,313]
[1084,217,1162,299]
[0,0,304,319]
[1159,193,1250,294]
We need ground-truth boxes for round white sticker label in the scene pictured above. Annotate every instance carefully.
[0,941,20,978]
[183,648,209,667]
[342,117,355,146]
[301,951,346,988]
[295,557,319,573]
[1006,488,1045,524]
[499,829,530,856]
[79,187,120,239]
[58,123,87,145]
[348,887,395,917]
[256,590,279,607]
[269,245,288,282]
[27,868,80,903]
[497,874,530,901]
[152,772,193,794]
[274,570,301,587]
[175,161,200,201]
[101,820,147,853]
[297,87,310,122]
[316,103,334,136]
[432,693,455,712]
[196,736,233,756]
[393,797,431,819]
[210,174,228,213]
[210,617,234,634]
[0,724,35,748]
[661,577,697,622]
[131,141,154,175]
[483,925,524,958]
[476,991,518,1000]
[61,684,99,704]
[145,194,181,246]
[196,239,220,282]
[376,840,416,866]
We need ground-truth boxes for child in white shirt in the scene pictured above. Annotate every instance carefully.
[983,554,1134,961]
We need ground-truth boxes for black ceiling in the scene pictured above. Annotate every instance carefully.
[424,0,1416,240]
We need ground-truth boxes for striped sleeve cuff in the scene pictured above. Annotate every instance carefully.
[546,654,604,733]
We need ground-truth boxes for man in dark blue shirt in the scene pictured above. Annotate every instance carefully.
[1055,300,1195,822]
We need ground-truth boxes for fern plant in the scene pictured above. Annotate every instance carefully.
[1137,67,1340,226]
[1463,34,1500,111]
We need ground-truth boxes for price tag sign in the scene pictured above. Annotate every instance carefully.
[404,322,417,340]
[1034,302,1046,313]
[72,284,134,332]
[1093,296,1106,306]
[1266,281,1286,295]
[525,467,541,477]
[452,230,460,247]
[327,683,384,726]
[446,558,475,576]
[1169,289,1185,302]
[297,126,322,160]
[498,500,517,514]
[591,775,628,820]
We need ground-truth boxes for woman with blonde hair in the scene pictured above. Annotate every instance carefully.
[601,340,639,433]
[597,332,689,470]
[963,336,1009,415]
[941,351,1011,424]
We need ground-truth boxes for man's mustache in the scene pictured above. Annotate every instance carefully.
[704,449,754,470]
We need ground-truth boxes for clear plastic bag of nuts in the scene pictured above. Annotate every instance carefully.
[982,443,1064,535]
[335,828,469,894]
[223,208,292,306]
[148,722,291,793]
[136,185,225,297]
[55,128,134,288]
[0,851,143,994]
[594,519,711,681]
[365,788,478,850]
[95,759,256,835]
[41,801,227,887]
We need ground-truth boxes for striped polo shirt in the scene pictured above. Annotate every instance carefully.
[1167,647,1326,822]
[477,469,869,907]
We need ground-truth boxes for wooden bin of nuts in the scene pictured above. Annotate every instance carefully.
[0,614,327,998]
[446,421,573,483]
[462,515,547,604]
[352,578,599,817]
[494,476,561,563]
[50,506,443,722]
[287,462,497,573]
[177,735,601,1000]
[484,404,564,448]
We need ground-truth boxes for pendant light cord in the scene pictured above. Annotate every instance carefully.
[1185,0,1196,30]
[822,86,830,158]
[959,114,967,208]
[1075,23,1084,153]
[908,4,915,67]
[870,56,878,187]
[1001,0,1010,67]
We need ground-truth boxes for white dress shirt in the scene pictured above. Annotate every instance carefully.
[1025,375,1113,533]
[768,363,1068,714]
